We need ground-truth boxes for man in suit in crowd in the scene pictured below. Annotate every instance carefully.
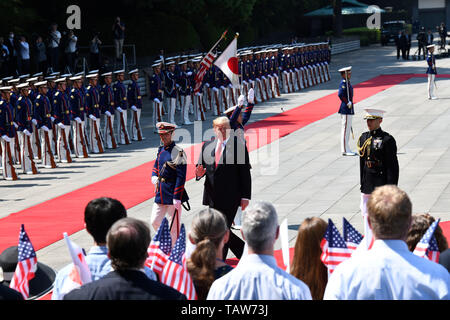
[63,217,186,300]
[195,116,251,259]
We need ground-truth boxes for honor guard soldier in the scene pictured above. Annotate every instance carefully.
[99,72,117,149]
[15,82,39,174]
[127,68,144,140]
[113,69,130,145]
[426,44,437,100]
[86,73,104,153]
[7,78,20,109]
[52,77,73,163]
[177,61,193,126]
[0,86,19,180]
[34,81,57,168]
[150,122,189,245]
[27,77,40,159]
[338,66,356,156]
[357,109,399,249]
[192,57,206,122]
[163,61,178,126]
[149,62,163,133]
[69,76,89,158]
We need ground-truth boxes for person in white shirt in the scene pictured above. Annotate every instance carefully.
[207,201,312,300]
[19,36,30,74]
[65,30,78,73]
[324,185,450,300]
[48,23,61,72]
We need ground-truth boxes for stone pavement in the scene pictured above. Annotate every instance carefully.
[2,42,450,273]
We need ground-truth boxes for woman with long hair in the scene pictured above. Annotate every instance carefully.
[186,208,232,300]
[291,217,328,300]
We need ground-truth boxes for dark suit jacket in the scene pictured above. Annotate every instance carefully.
[63,270,186,300]
[197,135,251,211]
[0,284,24,300]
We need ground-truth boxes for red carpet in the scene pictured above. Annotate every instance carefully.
[1,74,449,254]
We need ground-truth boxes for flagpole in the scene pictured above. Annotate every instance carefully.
[235,32,244,95]
[206,30,228,58]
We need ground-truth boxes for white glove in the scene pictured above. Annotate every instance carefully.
[105,111,112,117]
[186,71,193,76]
[57,123,65,129]
[248,88,255,104]
[151,176,158,185]
[75,117,82,124]
[195,92,202,97]
[176,84,180,88]
[204,83,210,88]
[153,98,161,104]
[13,122,18,129]
[23,129,32,136]
[1,135,11,142]
[117,107,123,113]
[131,106,138,112]
[347,102,353,109]
[220,86,225,90]
[89,114,96,121]
[242,80,248,85]
[237,95,245,107]
[50,117,55,122]
[32,119,37,126]
[173,199,182,211]
[42,125,49,132]
[213,87,219,92]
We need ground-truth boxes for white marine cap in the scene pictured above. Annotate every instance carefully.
[69,75,82,81]
[114,69,125,74]
[101,72,113,77]
[32,72,43,77]
[88,69,99,74]
[338,66,352,73]
[16,82,30,89]
[55,77,67,83]
[178,60,187,65]
[427,44,435,49]
[19,74,30,79]
[151,62,161,67]
[166,60,175,66]
[128,68,139,74]
[363,108,385,120]
[0,86,13,91]
[34,81,48,87]
[27,77,39,83]
[86,73,98,79]
[7,78,20,84]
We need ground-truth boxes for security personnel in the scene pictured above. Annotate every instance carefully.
[338,66,356,156]
[149,62,163,132]
[85,73,104,153]
[163,61,177,126]
[99,72,117,149]
[34,81,57,168]
[113,69,130,144]
[426,44,437,100]
[127,69,144,140]
[69,75,89,158]
[357,108,399,249]
[15,82,39,173]
[0,86,18,180]
[52,77,72,163]
[150,122,188,245]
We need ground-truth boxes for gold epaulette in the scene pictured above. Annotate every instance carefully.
[357,134,372,157]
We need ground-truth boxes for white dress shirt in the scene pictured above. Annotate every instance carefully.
[207,254,312,300]
[324,240,450,300]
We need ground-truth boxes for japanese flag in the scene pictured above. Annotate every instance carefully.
[214,37,240,87]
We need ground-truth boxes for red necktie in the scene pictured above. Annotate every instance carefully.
[215,142,223,168]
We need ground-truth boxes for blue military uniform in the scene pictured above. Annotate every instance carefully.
[113,74,130,144]
[69,85,88,158]
[127,70,144,140]
[338,67,356,156]
[99,76,117,149]
[0,97,18,179]
[34,88,56,167]
[338,79,354,115]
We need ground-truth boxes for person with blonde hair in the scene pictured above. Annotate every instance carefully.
[186,208,232,300]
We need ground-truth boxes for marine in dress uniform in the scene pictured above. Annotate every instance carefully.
[356,108,399,249]
[163,61,178,126]
[113,70,131,144]
[177,61,193,125]
[34,81,57,168]
[26,77,41,159]
[338,66,356,156]
[52,78,73,163]
[426,44,437,100]
[0,86,19,180]
[99,72,117,149]
[127,69,144,140]
[149,62,163,132]
[69,76,89,158]
[150,122,188,245]
[85,73,104,153]
[15,82,39,173]
[191,57,206,122]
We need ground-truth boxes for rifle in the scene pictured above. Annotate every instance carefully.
[78,122,89,158]
[44,130,57,168]
[4,140,18,180]
[33,124,42,159]
[156,101,162,122]
[119,110,130,144]
[25,134,38,174]
[288,73,293,93]
[92,119,104,153]
[274,76,281,97]
[107,115,117,149]
[345,72,354,141]
[60,127,72,163]
[222,88,228,110]
[263,78,270,99]
[213,90,220,115]
[207,87,212,110]
[257,80,265,101]
[198,96,205,121]
[295,71,302,91]
[133,109,142,141]
[14,133,21,165]
[169,209,180,239]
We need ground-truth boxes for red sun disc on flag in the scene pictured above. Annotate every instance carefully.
[227,57,239,75]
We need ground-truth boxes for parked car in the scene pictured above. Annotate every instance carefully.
[381,21,406,45]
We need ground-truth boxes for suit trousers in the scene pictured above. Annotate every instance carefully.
[213,203,245,260]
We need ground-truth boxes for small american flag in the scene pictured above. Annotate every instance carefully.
[194,52,216,94]
[320,219,352,276]
[342,218,363,252]
[9,224,38,299]
[145,217,172,278]
[161,225,197,300]
[413,218,441,263]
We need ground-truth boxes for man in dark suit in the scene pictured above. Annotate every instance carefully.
[395,31,402,60]
[404,31,412,60]
[64,218,186,300]
[195,116,252,259]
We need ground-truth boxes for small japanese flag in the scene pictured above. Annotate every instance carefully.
[214,37,240,87]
